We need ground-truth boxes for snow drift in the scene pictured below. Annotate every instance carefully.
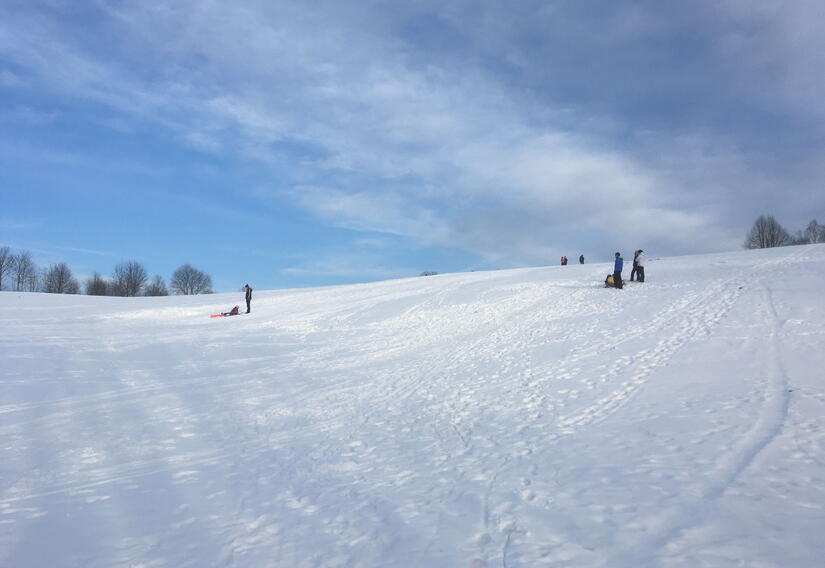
[2,245,824,567]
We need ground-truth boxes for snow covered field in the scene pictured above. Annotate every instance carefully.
[2,245,824,567]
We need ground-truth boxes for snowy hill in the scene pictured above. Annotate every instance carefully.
[2,245,824,567]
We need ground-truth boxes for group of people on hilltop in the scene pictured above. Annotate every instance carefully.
[608,249,645,289]
[557,250,646,289]
[560,255,586,265]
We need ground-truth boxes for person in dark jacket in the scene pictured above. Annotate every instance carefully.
[630,250,640,281]
[613,252,623,289]
[244,284,252,314]
[579,254,584,264]
[636,250,646,282]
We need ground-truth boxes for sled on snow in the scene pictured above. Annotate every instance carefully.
[604,274,625,288]
[211,305,241,318]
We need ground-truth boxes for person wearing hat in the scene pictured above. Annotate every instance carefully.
[630,250,640,281]
[613,252,623,289]
[636,250,646,282]
[244,283,253,314]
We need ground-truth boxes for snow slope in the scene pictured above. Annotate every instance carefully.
[2,245,824,567]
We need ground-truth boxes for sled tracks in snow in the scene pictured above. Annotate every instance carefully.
[609,274,795,564]
[467,249,804,567]
[551,249,801,435]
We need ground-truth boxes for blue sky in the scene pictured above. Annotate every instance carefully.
[2,1,824,292]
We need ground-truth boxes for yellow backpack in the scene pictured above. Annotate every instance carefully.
[604,274,624,287]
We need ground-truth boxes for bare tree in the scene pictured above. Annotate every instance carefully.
[804,219,825,244]
[170,264,213,295]
[144,275,169,296]
[25,269,40,292]
[744,215,791,249]
[0,246,12,291]
[65,278,80,294]
[9,251,38,291]
[85,272,109,296]
[43,263,80,294]
[111,261,148,297]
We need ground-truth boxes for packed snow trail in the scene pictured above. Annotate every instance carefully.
[1,246,824,567]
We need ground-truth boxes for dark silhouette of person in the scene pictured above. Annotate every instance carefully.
[636,250,646,282]
[579,254,584,264]
[630,250,640,281]
[244,284,252,314]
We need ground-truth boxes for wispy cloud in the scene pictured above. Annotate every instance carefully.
[0,218,41,232]
[287,186,451,245]
[2,241,116,258]
[0,69,23,87]
[281,254,413,281]
[0,104,59,125]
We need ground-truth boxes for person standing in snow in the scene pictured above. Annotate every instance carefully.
[579,254,584,264]
[636,250,646,282]
[630,250,640,281]
[613,252,623,289]
[244,284,253,314]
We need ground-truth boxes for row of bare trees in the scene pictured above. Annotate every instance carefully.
[744,217,825,249]
[0,248,213,296]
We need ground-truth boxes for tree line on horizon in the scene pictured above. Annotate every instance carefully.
[2,216,822,295]
[0,248,213,296]
[744,217,825,249]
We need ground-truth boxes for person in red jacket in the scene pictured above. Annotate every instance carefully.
[244,284,252,314]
